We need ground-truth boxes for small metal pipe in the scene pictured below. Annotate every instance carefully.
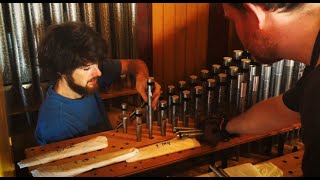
[258,64,268,102]
[121,103,128,133]
[241,58,251,81]
[263,65,272,100]
[135,108,142,142]
[160,100,168,136]
[211,64,221,81]
[229,66,238,116]
[157,90,164,126]
[194,86,203,129]
[222,57,232,74]
[233,49,243,67]
[251,75,260,106]
[171,95,179,132]
[178,80,186,121]
[274,60,284,96]
[247,64,257,108]
[182,90,191,127]
[167,86,174,124]
[206,79,216,119]
[239,81,247,113]
[147,77,154,139]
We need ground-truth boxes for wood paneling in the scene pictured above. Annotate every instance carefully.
[0,73,15,176]
[152,3,209,88]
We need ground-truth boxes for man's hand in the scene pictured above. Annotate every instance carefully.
[203,113,238,146]
[135,75,161,110]
[121,59,161,111]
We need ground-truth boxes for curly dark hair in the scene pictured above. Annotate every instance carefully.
[38,21,108,80]
[228,3,303,12]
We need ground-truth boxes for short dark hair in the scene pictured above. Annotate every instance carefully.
[38,21,108,80]
[228,3,303,12]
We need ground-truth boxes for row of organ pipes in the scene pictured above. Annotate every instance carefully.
[119,50,305,146]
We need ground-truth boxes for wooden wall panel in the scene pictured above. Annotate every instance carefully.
[152,3,209,89]
[152,3,164,86]
[174,3,187,83]
[163,3,175,87]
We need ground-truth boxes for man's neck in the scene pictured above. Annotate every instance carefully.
[54,79,83,99]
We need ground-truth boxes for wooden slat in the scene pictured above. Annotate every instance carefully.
[152,3,164,86]
[259,150,303,177]
[163,3,176,88]
[174,3,187,84]
[196,3,209,72]
[185,3,198,77]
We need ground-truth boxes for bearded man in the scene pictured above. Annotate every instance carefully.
[35,22,160,145]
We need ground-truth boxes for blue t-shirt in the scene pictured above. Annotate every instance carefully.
[35,59,121,145]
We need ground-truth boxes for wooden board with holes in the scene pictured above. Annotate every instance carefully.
[260,150,304,177]
[24,121,301,177]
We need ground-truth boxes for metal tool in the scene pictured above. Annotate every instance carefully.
[174,126,197,132]
[114,101,146,130]
[208,164,229,177]
[176,132,204,139]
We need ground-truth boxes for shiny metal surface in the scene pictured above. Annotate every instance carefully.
[66,3,80,22]
[0,4,12,85]
[27,3,46,100]
[83,3,96,31]
[99,3,113,58]
[49,3,64,24]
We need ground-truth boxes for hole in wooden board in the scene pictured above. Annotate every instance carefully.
[125,142,129,145]
[294,156,299,159]
[112,146,116,148]
[97,149,102,151]
[288,170,293,174]
[112,134,115,136]
[30,148,35,151]
[120,147,124,149]
[134,166,138,169]
[83,153,87,155]
[41,149,45,152]
[116,130,119,133]
[282,160,287,163]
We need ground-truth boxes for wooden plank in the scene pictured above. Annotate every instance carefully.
[185,3,198,77]
[163,3,176,88]
[24,120,301,177]
[152,3,164,86]
[174,3,187,84]
[196,3,209,72]
[137,3,153,73]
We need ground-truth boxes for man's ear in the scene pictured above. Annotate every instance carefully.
[243,3,266,30]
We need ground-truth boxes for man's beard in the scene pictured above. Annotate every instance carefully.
[65,74,99,96]
[244,30,281,64]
